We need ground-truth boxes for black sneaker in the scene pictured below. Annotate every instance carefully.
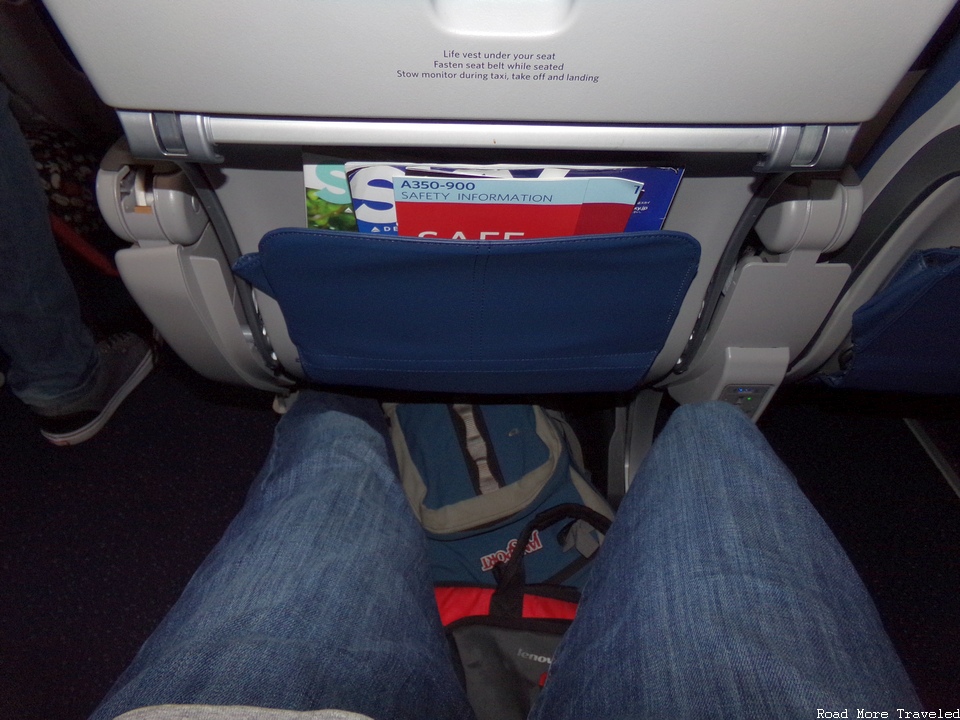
[36,332,156,446]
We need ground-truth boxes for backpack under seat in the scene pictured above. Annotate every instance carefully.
[383,402,614,588]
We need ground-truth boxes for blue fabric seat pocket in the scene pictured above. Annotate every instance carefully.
[823,247,960,394]
[233,228,700,394]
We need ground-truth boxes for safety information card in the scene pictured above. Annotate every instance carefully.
[303,157,683,239]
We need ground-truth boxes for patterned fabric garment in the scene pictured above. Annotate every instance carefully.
[21,119,110,246]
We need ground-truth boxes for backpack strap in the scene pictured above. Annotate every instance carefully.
[490,503,613,617]
[450,404,505,495]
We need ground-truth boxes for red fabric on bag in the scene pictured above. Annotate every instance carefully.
[522,594,577,621]
[434,586,577,627]
[435,587,495,626]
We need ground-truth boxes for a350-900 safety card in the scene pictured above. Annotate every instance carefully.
[303,157,683,239]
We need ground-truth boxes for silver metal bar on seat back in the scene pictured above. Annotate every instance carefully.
[117,111,859,173]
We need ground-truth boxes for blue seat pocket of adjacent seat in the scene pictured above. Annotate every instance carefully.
[233,228,700,394]
[823,247,960,394]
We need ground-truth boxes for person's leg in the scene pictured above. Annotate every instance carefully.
[90,392,473,720]
[531,401,920,719]
[0,81,99,408]
[0,79,156,444]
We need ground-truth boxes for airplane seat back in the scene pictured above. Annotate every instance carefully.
[787,19,960,395]
[36,0,958,404]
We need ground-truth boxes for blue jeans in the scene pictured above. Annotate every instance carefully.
[0,82,99,410]
[90,394,920,720]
